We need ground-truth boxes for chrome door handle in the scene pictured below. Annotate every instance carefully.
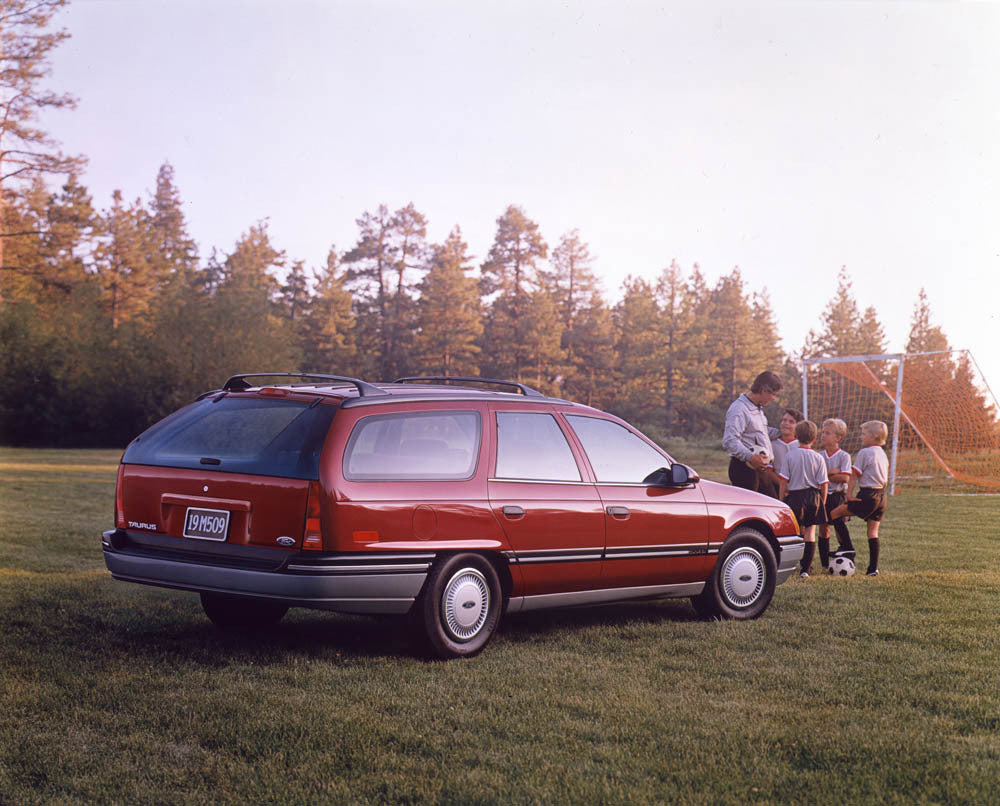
[502,505,525,519]
[606,506,630,519]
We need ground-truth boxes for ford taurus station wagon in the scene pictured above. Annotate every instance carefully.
[103,373,804,658]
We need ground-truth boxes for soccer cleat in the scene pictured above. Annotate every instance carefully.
[865,569,879,577]
[799,571,809,578]
[832,549,857,560]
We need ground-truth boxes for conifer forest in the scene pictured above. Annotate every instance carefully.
[0,0,984,447]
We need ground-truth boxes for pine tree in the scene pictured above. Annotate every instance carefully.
[206,222,296,378]
[905,288,950,354]
[805,266,886,358]
[546,229,600,331]
[706,269,755,403]
[148,162,198,280]
[280,260,310,324]
[479,205,549,381]
[300,247,356,375]
[94,190,157,330]
[563,291,615,409]
[655,260,722,436]
[612,276,664,428]
[0,0,82,299]
[413,227,482,376]
[343,203,428,379]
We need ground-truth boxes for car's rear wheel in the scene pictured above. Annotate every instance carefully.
[200,592,288,632]
[691,528,776,620]
[419,554,502,659]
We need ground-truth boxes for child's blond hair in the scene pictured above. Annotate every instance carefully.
[822,418,847,440]
[862,420,888,445]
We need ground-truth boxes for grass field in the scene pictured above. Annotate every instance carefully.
[1,446,999,804]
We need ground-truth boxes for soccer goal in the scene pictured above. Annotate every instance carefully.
[802,350,1000,494]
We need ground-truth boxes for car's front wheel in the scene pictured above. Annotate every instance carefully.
[200,592,288,632]
[691,528,776,620]
[419,554,502,659]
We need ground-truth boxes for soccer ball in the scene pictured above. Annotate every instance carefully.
[829,556,856,577]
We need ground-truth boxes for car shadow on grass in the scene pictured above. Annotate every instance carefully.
[4,578,706,668]
[500,598,702,641]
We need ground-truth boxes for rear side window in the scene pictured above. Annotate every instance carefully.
[344,411,481,481]
[495,412,581,481]
[123,397,336,480]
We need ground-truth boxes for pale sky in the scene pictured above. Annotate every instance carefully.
[41,0,1000,396]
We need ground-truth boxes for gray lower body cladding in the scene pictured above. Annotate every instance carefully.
[102,530,432,615]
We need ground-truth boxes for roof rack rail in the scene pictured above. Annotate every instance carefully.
[393,375,543,398]
[222,372,387,397]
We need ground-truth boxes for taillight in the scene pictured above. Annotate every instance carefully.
[114,463,126,529]
[302,481,323,550]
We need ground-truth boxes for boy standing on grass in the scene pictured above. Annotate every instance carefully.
[777,420,828,578]
[818,418,855,568]
[830,420,889,577]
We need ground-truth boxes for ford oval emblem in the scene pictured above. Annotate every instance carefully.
[276,536,296,547]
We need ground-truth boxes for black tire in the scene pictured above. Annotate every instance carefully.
[200,592,288,632]
[419,554,502,659]
[691,528,777,620]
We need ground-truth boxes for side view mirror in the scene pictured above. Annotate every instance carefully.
[642,464,700,487]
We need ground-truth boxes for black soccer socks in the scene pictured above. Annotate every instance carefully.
[867,538,880,575]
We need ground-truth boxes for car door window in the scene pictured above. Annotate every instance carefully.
[566,415,669,483]
[495,412,581,481]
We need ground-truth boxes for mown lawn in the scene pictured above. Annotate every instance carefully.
[1,446,998,804]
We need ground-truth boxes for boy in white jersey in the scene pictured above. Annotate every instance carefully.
[777,420,828,578]
[818,418,855,568]
[830,420,889,576]
[765,407,802,500]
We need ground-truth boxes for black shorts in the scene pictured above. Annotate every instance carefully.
[826,490,847,520]
[847,487,887,522]
[787,488,827,527]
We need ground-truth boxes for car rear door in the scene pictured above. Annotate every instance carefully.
[487,405,605,596]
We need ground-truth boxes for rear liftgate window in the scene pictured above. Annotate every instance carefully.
[123,397,336,480]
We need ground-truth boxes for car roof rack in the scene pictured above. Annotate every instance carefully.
[393,375,544,398]
[222,372,388,397]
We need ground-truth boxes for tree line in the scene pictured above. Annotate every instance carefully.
[0,0,985,448]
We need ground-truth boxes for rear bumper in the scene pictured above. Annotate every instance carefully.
[775,535,806,583]
[102,529,433,615]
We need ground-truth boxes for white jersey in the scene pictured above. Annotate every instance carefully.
[770,435,798,474]
[778,446,829,491]
[853,445,889,489]
[823,448,852,493]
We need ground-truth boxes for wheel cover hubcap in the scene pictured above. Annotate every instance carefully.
[442,568,489,641]
[722,547,765,608]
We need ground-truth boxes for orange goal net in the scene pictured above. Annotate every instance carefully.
[802,351,1000,494]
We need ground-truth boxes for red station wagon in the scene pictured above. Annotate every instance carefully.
[103,373,804,658]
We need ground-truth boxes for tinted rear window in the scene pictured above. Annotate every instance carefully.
[123,396,336,480]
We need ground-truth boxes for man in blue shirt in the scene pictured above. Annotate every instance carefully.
[722,371,783,493]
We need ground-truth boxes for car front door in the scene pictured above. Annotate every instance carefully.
[563,414,711,587]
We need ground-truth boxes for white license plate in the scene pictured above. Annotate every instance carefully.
[182,507,230,541]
